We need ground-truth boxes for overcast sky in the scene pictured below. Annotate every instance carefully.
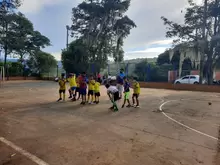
[18,0,203,60]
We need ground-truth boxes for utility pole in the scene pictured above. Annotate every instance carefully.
[56,64,58,78]
[199,0,208,84]
[0,49,2,62]
[65,25,70,77]
[66,25,70,50]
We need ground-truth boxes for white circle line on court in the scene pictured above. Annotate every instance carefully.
[0,137,49,165]
[159,100,218,141]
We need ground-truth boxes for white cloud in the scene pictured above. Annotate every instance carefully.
[19,0,203,61]
[19,0,80,13]
[126,47,168,54]
[195,0,203,5]
[150,39,173,45]
[125,46,168,60]
[51,52,61,60]
[123,0,190,51]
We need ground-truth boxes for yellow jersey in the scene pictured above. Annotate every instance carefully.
[88,79,95,90]
[133,81,140,94]
[68,76,77,87]
[94,82,100,92]
[59,78,66,90]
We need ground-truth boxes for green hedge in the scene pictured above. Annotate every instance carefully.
[0,62,23,76]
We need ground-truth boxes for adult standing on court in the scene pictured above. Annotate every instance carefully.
[116,69,125,99]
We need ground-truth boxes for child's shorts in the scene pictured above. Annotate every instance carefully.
[76,87,79,92]
[71,86,76,91]
[95,92,100,97]
[88,90,94,96]
[132,93,139,98]
[124,92,130,100]
[59,89,65,93]
[113,91,120,101]
[80,88,87,95]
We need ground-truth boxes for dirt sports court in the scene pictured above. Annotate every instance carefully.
[0,80,220,165]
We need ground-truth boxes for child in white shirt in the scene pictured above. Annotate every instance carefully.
[105,84,120,110]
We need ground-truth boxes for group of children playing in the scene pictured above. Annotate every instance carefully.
[106,76,140,110]
[57,72,101,105]
[57,72,140,111]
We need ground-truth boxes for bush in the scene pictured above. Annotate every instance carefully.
[9,62,23,76]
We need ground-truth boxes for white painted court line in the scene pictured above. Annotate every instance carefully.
[159,100,218,141]
[0,137,49,165]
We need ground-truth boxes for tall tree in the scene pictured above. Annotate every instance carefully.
[27,51,57,75]
[157,50,170,65]
[157,50,180,70]
[61,39,90,74]
[161,0,220,84]
[134,60,148,81]
[0,12,51,65]
[0,1,51,73]
[70,0,136,70]
[0,0,21,69]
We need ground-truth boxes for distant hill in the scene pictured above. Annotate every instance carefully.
[107,58,157,64]
[125,57,157,63]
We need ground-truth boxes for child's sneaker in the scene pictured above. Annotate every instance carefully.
[109,106,114,110]
[132,104,135,107]
[57,98,62,102]
[135,105,140,108]
[68,96,72,99]
[96,101,99,104]
[121,104,125,108]
[126,105,131,108]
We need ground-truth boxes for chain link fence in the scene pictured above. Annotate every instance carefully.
[100,61,203,83]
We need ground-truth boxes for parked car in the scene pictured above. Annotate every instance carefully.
[174,75,200,84]
[54,77,59,82]
[211,79,220,85]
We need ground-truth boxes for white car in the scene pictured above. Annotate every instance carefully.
[54,77,59,82]
[174,75,200,84]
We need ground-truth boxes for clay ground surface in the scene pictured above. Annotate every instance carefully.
[0,80,220,165]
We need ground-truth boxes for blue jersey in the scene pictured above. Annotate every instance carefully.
[124,82,130,92]
[117,73,125,84]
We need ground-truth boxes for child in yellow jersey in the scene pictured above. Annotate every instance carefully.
[57,73,66,102]
[68,73,77,101]
[132,77,140,108]
[88,75,95,104]
[94,78,101,104]
[75,76,80,100]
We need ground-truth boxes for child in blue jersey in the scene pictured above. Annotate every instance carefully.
[121,77,131,108]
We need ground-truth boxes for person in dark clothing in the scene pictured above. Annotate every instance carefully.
[121,77,131,108]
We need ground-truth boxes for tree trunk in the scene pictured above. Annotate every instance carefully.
[206,54,214,85]
[199,0,208,84]
[207,66,213,85]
